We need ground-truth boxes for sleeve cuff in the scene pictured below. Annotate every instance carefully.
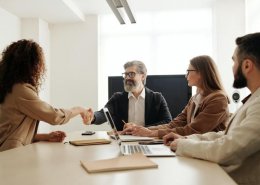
[157,129,173,138]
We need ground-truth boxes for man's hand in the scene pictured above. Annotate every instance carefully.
[121,122,137,134]
[123,122,137,130]
[121,125,158,137]
[169,140,179,151]
[163,132,185,146]
[81,108,94,125]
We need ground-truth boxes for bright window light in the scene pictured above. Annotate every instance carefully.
[98,8,212,106]
[100,8,212,76]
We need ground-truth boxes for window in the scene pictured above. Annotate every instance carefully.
[99,8,212,107]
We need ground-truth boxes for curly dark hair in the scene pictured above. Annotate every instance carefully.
[0,39,46,103]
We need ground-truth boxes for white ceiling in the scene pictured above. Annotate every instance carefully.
[0,0,214,23]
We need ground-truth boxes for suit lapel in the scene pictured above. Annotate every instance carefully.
[122,92,129,122]
[224,91,258,134]
[144,88,150,123]
[189,102,196,122]
[224,111,238,134]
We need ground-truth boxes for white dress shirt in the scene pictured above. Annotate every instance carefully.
[191,93,202,122]
[128,88,145,126]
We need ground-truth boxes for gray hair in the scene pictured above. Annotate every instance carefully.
[123,60,147,85]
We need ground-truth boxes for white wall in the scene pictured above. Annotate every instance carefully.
[0,9,53,133]
[49,16,105,132]
[0,7,20,51]
[212,0,246,113]
[246,0,260,32]
[21,18,51,133]
[21,19,51,102]
[1,1,255,132]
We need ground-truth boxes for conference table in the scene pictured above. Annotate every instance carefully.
[0,131,237,185]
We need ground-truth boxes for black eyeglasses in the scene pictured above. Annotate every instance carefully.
[122,72,139,78]
[186,69,197,75]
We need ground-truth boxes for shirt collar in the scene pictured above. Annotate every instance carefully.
[241,87,260,104]
[128,88,145,99]
[241,94,251,104]
[193,93,202,105]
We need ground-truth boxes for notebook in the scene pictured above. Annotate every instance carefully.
[103,107,175,157]
[69,139,111,146]
[80,153,158,173]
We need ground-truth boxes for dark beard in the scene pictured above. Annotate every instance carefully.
[233,66,247,89]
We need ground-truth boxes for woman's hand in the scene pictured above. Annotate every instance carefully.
[48,131,67,142]
[70,106,94,124]
[81,108,94,125]
[34,131,67,142]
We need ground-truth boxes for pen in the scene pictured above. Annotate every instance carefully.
[122,120,127,128]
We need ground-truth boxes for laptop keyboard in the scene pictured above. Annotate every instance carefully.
[124,145,152,155]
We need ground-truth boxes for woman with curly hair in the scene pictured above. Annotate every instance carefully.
[0,39,92,151]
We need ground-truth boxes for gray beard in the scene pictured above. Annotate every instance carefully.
[124,79,142,92]
[124,84,138,92]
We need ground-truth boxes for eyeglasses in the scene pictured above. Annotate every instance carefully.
[186,69,197,76]
[122,72,139,78]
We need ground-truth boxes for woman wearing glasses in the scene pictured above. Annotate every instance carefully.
[91,60,172,131]
[122,55,229,138]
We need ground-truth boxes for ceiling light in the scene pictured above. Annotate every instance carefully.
[106,0,136,24]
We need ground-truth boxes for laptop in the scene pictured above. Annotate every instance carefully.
[110,134,154,142]
[103,107,175,157]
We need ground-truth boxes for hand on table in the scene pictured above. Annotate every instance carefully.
[163,132,186,151]
[48,131,67,142]
[121,125,157,137]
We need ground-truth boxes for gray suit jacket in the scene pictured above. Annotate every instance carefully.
[176,87,260,185]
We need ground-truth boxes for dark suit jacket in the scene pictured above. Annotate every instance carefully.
[92,87,172,130]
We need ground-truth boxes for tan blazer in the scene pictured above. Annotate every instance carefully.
[0,83,73,151]
[176,87,260,185]
[149,90,229,138]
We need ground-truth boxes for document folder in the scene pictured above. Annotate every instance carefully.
[69,139,111,146]
[80,153,158,173]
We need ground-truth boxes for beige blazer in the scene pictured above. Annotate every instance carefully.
[176,87,260,185]
[0,83,73,151]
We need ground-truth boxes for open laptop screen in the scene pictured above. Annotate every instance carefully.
[103,108,175,157]
[103,107,122,145]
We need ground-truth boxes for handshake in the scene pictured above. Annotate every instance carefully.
[79,107,94,125]
[38,107,95,144]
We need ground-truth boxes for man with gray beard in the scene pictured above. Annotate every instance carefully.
[91,60,172,131]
